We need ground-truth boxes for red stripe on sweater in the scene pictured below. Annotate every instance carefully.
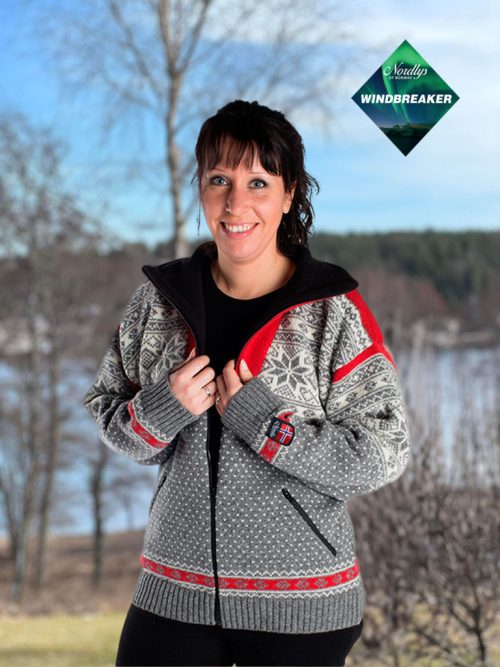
[237,299,329,377]
[128,401,170,449]
[333,290,395,383]
[140,554,361,591]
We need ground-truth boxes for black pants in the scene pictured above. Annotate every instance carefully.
[116,603,363,666]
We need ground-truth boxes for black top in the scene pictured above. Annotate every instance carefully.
[142,241,359,361]
[201,257,288,489]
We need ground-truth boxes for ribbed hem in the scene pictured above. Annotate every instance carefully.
[221,377,285,447]
[132,371,198,440]
[132,570,216,626]
[132,569,365,634]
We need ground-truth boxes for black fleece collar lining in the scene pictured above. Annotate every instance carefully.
[142,241,358,353]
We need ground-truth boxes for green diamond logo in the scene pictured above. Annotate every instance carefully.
[352,39,459,155]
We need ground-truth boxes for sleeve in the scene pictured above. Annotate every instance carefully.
[83,282,199,465]
[220,290,411,501]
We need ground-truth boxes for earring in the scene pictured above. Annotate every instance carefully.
[197,201,201,236]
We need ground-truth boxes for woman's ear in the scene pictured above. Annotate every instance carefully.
[283,181,296,214]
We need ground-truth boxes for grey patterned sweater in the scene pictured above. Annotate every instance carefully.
[83,241,411,634]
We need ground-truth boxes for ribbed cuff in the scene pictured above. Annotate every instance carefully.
[221,376,286,448]
[132,371,198,441]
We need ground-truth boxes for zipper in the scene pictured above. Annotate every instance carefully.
[145,287,222,626]
[205,412,222,626]
[281,488,337,557]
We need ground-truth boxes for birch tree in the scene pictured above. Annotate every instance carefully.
[0,111,104,598]
[27,0,366,257]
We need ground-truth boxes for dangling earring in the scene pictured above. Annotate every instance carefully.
[196,201,201,236]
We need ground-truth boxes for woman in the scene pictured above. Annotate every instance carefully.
[84,99,411,666]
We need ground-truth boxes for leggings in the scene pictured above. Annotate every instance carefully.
[116,603,363,666]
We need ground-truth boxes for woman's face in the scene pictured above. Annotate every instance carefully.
[199,145,295,263]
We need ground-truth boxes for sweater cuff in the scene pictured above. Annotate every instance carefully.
[221,377,286,448]
[131,371,198,442]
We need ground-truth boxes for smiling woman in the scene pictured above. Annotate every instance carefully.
[201,148,294,253]
[84,99,411,667]
[193,101,318,300]
[200,157,294,298]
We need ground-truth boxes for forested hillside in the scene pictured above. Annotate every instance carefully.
[308,229,499,315]
[150,229,499,333]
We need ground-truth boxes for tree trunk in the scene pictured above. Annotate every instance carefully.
[90,441,109,587]
[11,461,37,601]
[34,336,60,591]
[11,315,41,601]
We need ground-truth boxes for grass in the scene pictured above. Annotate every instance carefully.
[1,609,499,667]
[0,612,123,667]
[2,532,499,666]
[0,611,366,667]
[0,610,428,667]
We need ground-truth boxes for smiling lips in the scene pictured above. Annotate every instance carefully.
[221,221,258,237]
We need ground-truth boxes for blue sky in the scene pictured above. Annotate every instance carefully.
[1,0,499,248]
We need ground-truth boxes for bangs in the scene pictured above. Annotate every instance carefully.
[192,99,318,250]
[196,131,283,184]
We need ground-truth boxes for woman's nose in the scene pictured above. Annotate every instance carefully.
[225,185,249,216]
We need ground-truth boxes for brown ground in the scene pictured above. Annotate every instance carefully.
[0,529,145,617]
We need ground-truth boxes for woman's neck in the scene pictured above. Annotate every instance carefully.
[210,249,296,300]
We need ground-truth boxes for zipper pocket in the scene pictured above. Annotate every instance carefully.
[282,488,337,557]
[149,471,168,515]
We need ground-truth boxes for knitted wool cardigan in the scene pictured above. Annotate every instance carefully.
[83,241,411,634]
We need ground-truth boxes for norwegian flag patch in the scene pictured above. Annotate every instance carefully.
[266,416,295,446]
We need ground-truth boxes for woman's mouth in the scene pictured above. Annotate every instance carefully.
[221,221,258,238]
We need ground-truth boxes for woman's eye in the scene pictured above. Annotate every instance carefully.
[209,176,227,185]
[207,175,267,188]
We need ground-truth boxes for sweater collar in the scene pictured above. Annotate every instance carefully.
[141,241,358,353]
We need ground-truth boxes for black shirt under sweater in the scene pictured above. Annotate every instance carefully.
[201,258,286,490]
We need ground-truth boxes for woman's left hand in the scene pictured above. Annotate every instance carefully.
[215,358,253,417]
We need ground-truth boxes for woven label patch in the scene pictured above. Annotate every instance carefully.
[266,416,295,446]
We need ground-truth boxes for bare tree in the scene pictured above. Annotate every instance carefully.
[88,438,110,587]
[406,348,499,667]
[25,0,372,257]
[0,111,105,598]
[350,321,499,666]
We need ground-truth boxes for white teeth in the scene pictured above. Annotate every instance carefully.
[223,222,257,233]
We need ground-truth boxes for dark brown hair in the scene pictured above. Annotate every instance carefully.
[191,100,319,255]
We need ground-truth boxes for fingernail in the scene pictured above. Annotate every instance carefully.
[189,347,196,357]
[241,359,248,370]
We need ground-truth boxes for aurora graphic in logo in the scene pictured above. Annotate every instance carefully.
[352,40,459,155]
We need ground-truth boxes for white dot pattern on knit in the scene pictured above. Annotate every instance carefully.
[145,417,214,571]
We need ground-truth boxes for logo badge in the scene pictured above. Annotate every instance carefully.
[352,39,459,155]
[266,416,295,446]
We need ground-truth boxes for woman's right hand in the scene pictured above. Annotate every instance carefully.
[168,349,217,415]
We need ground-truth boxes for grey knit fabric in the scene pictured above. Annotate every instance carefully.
[84,275,411,634]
